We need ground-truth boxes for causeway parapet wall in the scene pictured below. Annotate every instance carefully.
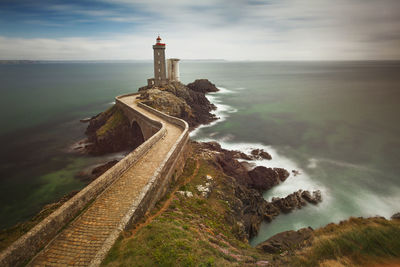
[90,94,189,265]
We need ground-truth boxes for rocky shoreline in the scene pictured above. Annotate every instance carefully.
[4,78,400,266]
[194,141,322,240]
[75,78,323,241]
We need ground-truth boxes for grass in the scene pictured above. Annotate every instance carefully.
[290,217,400,267]
[96,106,128,138]
[101,147,270,266]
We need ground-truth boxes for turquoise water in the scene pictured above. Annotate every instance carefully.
[1,62,399,246]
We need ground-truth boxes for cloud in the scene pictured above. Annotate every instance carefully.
[1,0,400,60]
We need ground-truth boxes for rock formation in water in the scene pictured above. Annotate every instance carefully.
[139,80,218,129]
[186,79,219,93]
[82,105,144,155]
[194,141,322,240]
[78,79,218,155]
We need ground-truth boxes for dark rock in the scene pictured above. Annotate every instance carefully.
[84,105,144,155]
[186,79,219,93]
[250,149,272,160]
[193,141,323,240]
[202,141,222,151]
[76,160,119,183]
[256,227,314,253]
[269,190,322,215]
[232,151,253,160]
[240,161,256,171]
[248,166,280,191]
[91,160,118,177]
[391,212,400,220]
[274,168,290,182]
[272,190,307,213]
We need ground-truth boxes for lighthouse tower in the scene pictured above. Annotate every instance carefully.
[152,36,167,86]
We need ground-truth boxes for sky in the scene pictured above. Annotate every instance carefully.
[0,0,399,60]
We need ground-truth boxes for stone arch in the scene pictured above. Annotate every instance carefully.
[131,121,145,149]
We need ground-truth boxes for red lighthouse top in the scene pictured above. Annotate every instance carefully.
[155,35,165,46]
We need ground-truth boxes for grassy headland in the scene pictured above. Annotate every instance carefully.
[102,145,271,266]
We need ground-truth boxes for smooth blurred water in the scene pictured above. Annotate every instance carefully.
[1,62,399,245]
[183,61,400,245]
[0,63,152,229]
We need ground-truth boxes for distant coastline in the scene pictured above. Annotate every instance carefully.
[0,59,227,64]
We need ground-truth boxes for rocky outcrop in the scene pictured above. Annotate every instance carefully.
[82,105,144,155]
[139,88,193,123]
[256,227,314,253]
[186,79,219,93]
[250,149,272,160]
[248,167,289,191]
[138,80,217,129]
[300,190,322,205]
[195,141,322,240]
[270,190,322,214]
[76,160,119,183]
[391,212,400,220]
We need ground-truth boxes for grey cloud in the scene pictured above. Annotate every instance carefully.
[2,0,400,60]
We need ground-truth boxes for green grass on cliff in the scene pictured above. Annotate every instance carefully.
[290,217,400,267]
[96,106,127,138]
[101,150,270,267]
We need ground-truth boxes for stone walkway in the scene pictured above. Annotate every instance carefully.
[28,95,183,266]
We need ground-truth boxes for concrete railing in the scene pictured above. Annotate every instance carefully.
[0,93,188,266]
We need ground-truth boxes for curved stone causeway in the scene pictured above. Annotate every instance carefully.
[0,94,189,266]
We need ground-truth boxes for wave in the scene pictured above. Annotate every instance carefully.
[307,157,380,174]
[213,86,236,94]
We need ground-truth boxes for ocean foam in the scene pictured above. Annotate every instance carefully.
[191,85,326,202]
[190,86,237,138]
[196,139,328,201]
[353,189,400,219]
[214,86,236,94]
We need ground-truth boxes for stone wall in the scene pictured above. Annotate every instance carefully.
[90,98,189,266]
[115,93,161,140]
[0,92,189,267]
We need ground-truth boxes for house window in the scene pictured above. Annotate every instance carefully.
[158,61,160,64]
[158,52,160,56]
[158,68,161,72]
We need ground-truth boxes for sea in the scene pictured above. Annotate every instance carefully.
[1,61,399,246]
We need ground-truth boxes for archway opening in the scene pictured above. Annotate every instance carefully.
[131,121,145,149]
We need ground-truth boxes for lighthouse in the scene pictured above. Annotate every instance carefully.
[152,36,167,86]
[147,35,180,88]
